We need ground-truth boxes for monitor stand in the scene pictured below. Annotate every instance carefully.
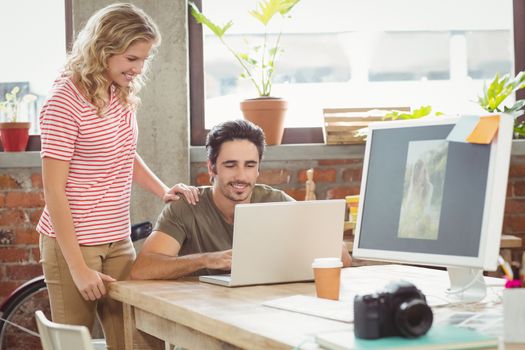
[446,267,487,303]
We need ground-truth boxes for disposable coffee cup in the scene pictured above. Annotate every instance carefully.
[312,257,343,300]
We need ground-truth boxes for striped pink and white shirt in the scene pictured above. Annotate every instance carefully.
[37,76,138,245]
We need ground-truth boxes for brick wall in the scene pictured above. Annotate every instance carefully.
[192,158,364,200]
[504,155,525,254]
[1,155,524,301]
[191,155,525,262]
[0,169,43,300]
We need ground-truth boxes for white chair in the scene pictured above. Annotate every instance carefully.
[35,310,95,350]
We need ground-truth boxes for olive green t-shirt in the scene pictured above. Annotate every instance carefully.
[154,184,294,275]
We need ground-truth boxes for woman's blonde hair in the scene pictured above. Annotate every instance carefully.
[64,3,161,115]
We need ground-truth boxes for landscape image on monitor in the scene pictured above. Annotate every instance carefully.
[398,140,448,240]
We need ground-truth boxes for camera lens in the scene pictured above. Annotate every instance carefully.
[395,299,433,337]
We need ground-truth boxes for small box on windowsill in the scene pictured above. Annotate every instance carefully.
[322,107,409,145]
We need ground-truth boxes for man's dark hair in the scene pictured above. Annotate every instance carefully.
[206,119,266,170]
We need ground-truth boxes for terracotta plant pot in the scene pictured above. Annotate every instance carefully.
[0,122,31,152]
[240,97,287,145]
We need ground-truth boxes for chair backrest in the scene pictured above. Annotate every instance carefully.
[35,310,95,350]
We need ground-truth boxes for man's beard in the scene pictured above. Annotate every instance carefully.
[220,181,253,202]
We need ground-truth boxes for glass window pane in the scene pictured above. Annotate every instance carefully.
[200,0,514,129]
[0,0,66,134]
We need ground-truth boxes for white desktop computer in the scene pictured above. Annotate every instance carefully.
[353,114,514,302]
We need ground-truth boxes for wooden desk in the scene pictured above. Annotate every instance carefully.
[109,265,510,350]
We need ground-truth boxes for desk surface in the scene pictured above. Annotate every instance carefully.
[109,264,507,350]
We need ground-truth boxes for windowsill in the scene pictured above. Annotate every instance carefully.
[0,151,41,168]
[2,140,525,168]
[190,139,525,162]
[190,143,367,163]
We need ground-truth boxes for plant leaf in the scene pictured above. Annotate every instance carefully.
[189,2,232,38]
[478,71,525,113]
[249,0,281,25]
[278,0,301,15]
[504,100,525,114]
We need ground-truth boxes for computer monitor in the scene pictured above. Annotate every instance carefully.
[353,114,514,302]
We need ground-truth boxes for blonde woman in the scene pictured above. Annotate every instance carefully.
[37,3,197,349]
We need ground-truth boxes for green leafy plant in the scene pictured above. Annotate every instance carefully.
[477,72,525,137]
[189,0,301,97]
[0,86,36,123]
[383,105,443,120]
[353,106,442,139]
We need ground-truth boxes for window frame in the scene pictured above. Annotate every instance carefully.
[188,0,323,145]
[0,0,71,152]
[189,0,525,146]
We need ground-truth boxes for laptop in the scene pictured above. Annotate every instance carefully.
[199,199,346,287]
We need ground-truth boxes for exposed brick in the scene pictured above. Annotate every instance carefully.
[0,247,29,262]
[505,199,525,214]
[509,163,525,177]
[6,191,45,208]
[195,172,211,186]
[0,174,21,189]
[14,228,39,245]
[29,209,44,225]
[32,248,41,262]
[342,168,363,182]
[284,188,306,201]
[297,168,336,183]
[0,229,15,245]
[0,209,26,226]
[514,181,525,197]
[325,186,360,199]
[258,169,291,185]
[0,281,19,299]
[509,215,525,232]
[6,264,42,280]
[503,215,513,233]
[31,173,43,189]
[0,194,4,207]
[318,159,362,166]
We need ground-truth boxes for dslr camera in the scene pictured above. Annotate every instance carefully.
[354,280,433,339]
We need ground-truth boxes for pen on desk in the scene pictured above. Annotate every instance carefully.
[498,255,513,280]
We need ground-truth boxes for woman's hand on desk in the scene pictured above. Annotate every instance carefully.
[205,249,232,270]
[70,265,116,301]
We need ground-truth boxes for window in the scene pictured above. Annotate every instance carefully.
[190,0,519,145]
[0,0,68,135]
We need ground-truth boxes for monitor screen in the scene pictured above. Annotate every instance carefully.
[353,115,513,302]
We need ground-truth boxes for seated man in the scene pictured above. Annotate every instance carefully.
[131,120,352,280]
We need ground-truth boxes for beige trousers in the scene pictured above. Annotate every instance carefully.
[39,234,135,350]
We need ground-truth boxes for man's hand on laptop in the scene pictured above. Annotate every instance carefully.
[205,249,232,270]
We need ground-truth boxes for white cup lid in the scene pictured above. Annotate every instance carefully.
[312,257,343,268]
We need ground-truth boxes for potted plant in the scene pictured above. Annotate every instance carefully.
[0,86,36,152]
[477,71,525,138]
[189,0,301,145]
